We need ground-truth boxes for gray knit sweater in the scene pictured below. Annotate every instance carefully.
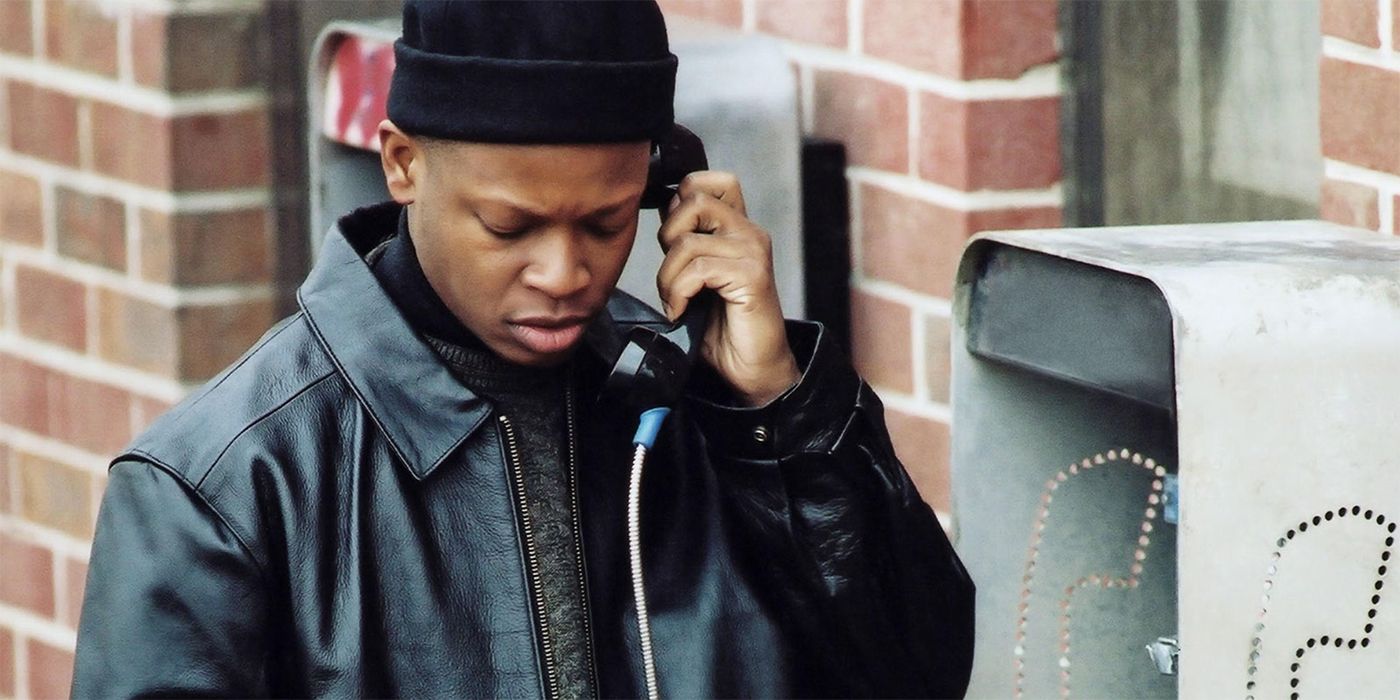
[425,336,595,699]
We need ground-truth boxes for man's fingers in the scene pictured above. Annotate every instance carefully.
[677,170,746,216]
[659,254,768,321]
[655,233,746,302]
[656,191,734,250]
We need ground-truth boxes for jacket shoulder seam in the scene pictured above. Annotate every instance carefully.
[196,368,339,490]
[115,453,271,583]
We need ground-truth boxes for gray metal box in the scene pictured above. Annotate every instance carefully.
[953,222,1400,698]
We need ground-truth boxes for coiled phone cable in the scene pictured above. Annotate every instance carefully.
[629,407,670,700]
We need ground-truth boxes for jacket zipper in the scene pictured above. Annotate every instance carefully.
[565,382,602,695]
[499,414,562,700]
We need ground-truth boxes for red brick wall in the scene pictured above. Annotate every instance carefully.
[0,1,274,696]
[1319,0,1400,233]
[8,0,1389,695]
[659,0,1063,519]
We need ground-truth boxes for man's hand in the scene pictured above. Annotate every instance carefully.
[656,171,801,407]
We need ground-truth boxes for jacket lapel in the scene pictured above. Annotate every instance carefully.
[297,215,493,481]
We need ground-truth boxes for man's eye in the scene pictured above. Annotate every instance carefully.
[482,223,527,239]
[588,222,628,238]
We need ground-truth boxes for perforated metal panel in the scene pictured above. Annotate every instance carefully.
[953,222,1400,698]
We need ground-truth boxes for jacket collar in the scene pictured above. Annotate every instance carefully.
[297,203,494,481]
[297,202,668,481]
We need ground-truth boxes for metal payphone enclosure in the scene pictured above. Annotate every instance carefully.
[952,221,1400,698]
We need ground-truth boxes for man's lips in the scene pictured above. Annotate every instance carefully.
[506,315,591,354]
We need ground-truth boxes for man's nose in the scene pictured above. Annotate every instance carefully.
[522,230,591,299]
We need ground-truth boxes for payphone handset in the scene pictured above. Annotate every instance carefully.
[603,123,715,414]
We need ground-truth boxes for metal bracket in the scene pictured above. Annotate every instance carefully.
[1145,636,1180,675]
[1163,474,1180,525]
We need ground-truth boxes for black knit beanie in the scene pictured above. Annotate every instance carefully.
[386,0,678,144]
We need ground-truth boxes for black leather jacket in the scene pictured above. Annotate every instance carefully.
[72,204,974,698]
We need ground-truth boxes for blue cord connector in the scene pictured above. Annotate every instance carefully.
[631,407,672,449]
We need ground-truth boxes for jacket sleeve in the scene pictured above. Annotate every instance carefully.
[687,320,975,698]
[72,458,270,698]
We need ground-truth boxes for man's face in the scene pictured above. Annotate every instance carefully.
[399,137,649,367]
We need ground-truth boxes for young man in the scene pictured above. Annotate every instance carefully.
[72,2,973,697]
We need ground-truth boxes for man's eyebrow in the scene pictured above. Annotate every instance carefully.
[479,194,639,220]
[583,198,637,218]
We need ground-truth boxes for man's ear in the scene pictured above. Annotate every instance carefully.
[378,120,421,204]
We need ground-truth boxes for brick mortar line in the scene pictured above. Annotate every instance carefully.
[874,388,952,424]
[0,426,112,476]
[798,63,815,134]
[847,0,864,56]
[124,202,141,283]
[0,603,78,651]
[127,0,264,15]
[848,181,864,279]
[0,516,92,565]
[848,167,1064,210]
[0,150,272,213]
[1321,36,1400,69]
[781,42,1062,100]
[855,277,953,318]
[51,550,69,632]
[741,0,757,32]
[0,243,276,308]
[29,0,44,59]
[14,622,29,700]
[910,309,929,404]
[1382,0,1395,53]
[0,333,189,405]
[37,168,57,254]
[117,4,134,84]
[1325,159,1400,191]
[0,255,15,338]
[0,55,269,117]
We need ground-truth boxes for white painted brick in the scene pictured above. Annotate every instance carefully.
[1322,35,1400,69]
[0,333,187,406]
[0,425,112,477]
[782,42,1061,100]
[0,55,267,117]
[0,150,271,215]
[849,167,1063,211]
[911,308,928,404]
[848,0,864,56]
[0,239,274,309]
[854,277,953,317]
[1380,0,1394,53]
[875,388,952,424]
[0,605,78,651]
